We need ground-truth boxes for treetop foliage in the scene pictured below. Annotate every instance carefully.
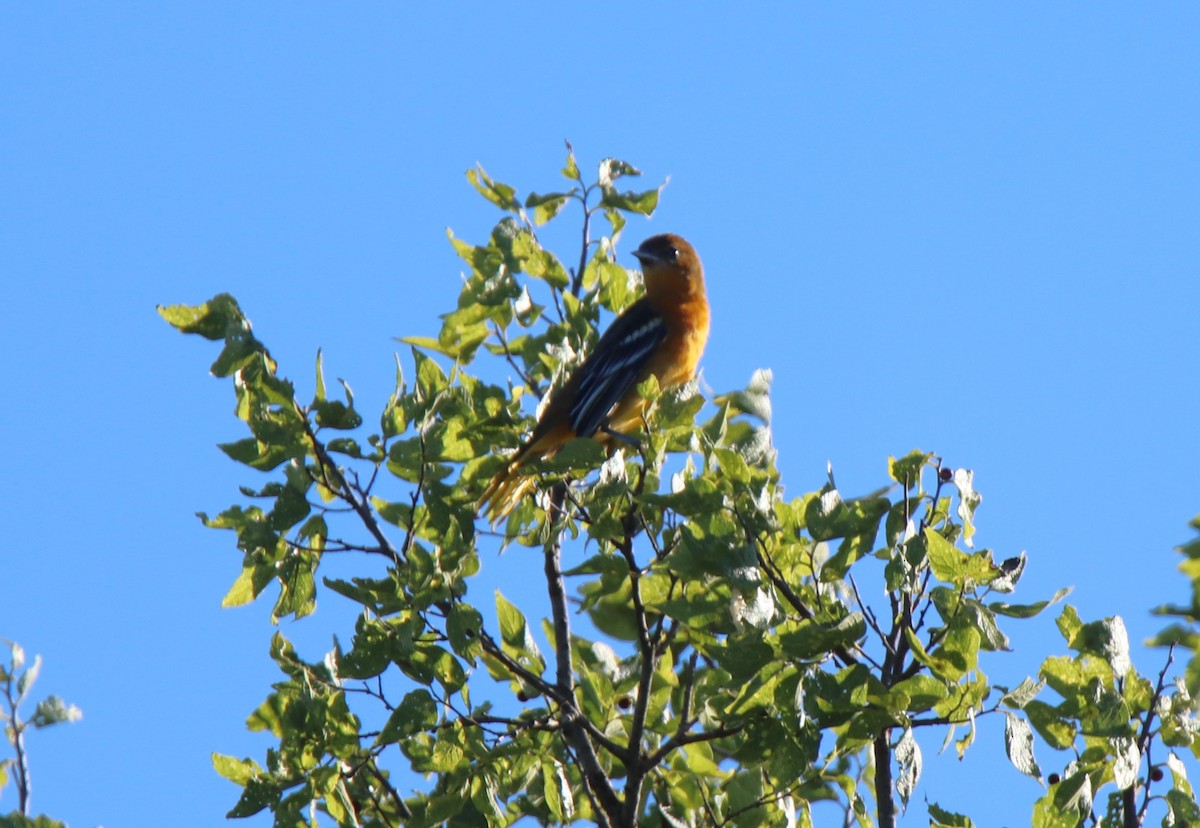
[159,147,1200,828]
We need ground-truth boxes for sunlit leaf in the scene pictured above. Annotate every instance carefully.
[1003,713,1042,781]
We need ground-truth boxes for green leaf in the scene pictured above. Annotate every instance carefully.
[542,761,573,821]
[496,590,544,673]
[604,206,626,239]
[380,354,407,438]
[158,293,245,341]
[524,191,573,225]
[669,514,753,583]
[160,293,280,380]
[411,347,448,401]
[222,566,270,609]
[313,348,327,401]
[720,367,773,424]
[952,468,982,548]
[561,143,580,181]
[272,549,317,621]
[218,436,300,472]
[507,230,570,288]
[805,487,888,544]
[1003,712,1043,781]
[1165,787,1200,825]
[890,674,950,713]
[595,260,634,312]
[30,696,81,728]
[378,689,438,745]
[924,528,1001,586]
[600,182,662,216]
[333,616,397,680]
[710,638,777,682]
[1068,615,1132,676]
[466,164,519,211]
[904,628,968,682]
[924,528,968,582]
[1000,677,1043,710]
[597,157,641,185]
[312,379,362,430]
[15,654,39,699]
[1111,734,1140,790]
[822,533,876,582]
[1079,684,1133,737]
[537,436,607,473]
[894,728,922,810]
[990,587,1072,619]
[1024,700,1077,749]
[1041,653,1113,698]
[777,615,866,661]
[928,802,975,828]
[225,774,282,818]
[887,450,933,488]
[447,603,483,658]
[212,753,263,785]
[1046,770,1092,822]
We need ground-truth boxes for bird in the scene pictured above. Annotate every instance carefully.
[477,233,710,523]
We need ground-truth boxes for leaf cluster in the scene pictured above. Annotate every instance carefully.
[162,149,1200,828]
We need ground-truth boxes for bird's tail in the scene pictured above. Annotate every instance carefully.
[476,461,538,524]
[475,426,562,523]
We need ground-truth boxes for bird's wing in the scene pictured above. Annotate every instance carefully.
[568,301,667,438]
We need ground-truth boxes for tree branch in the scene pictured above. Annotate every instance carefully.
[2,669,31,815]
[303,413,403,566]
[617,505,655,826]
[1136,642,1177,825]
[543,481,624,823]
[873,731,896,828]
[572,186,593,297]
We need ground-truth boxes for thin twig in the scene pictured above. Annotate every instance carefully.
[2,669,31,815]
[490,321,540,394]
[1136,642,1177,824]
[303,412,403,565]
[847,573,890,668]
[572,187,593,297]
[647,724,744,770]
[618,515,655,825]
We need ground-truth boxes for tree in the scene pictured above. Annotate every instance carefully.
[161,148,1200,827]
[1,641,80,828]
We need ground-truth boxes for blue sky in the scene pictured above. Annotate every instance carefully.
[3,5,1199,826]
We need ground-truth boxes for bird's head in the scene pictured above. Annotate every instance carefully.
[632,233,705,301]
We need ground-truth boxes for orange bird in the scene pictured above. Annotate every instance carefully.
[477,233,710,522]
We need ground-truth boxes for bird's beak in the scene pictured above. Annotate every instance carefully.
[631,247,656,266]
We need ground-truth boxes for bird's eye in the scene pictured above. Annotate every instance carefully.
[669,247,679,260]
